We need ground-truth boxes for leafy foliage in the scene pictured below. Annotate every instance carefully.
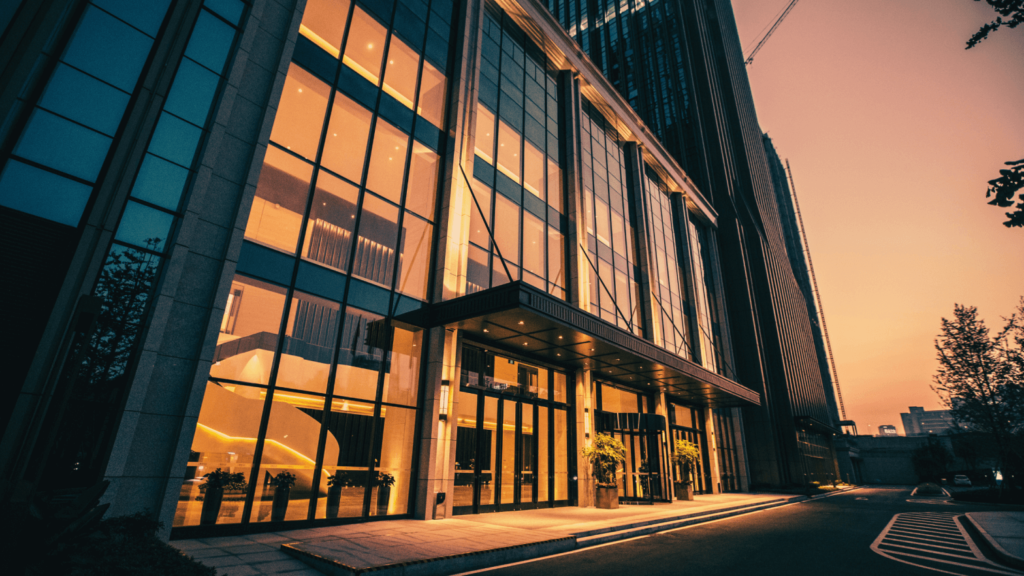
[932,299,1024,490]
[985,159,1024,228]
[201,469,246,492]
[582,433,626,486]
[672,439,701,487]
[270,471,297,490]
[911,443,954,483]
[965,0,1024,49]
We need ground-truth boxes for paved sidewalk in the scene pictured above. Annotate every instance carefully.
[170,492,805,575]
[966,512,1024,570]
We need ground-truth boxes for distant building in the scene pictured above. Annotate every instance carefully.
[902,407,956,436]
[877,425,898,437]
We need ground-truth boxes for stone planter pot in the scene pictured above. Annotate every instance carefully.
[199,486,223,525]
[326,484,343,519]
[675,483,694,501]
[375,485,391,516]
[595,485,619,509]
[271,486,290,522]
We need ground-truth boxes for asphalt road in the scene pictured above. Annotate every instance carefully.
[471,487,1022,576]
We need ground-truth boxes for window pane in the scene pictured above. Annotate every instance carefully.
[474,104,495,164]
[245,146,313,253]
[595,198,611,246]
[381,327,421,407]
[62,6,152,92]
[184,10,234,73]
[212,276,287,384]
[522,211,544,275]
[14,109,111,182]
[130,154,189,211]
[554,408,567,499]
[523,140,544,199]
[173,382,265,526]
[250,390,327,523]
[548,226,564,290]
[353,194,399,287]
[405,142,438,220]
[269,64,330,160]
[300,0,351,58]
[467,244,489,294]
[39,64,129,137]
[277,291,340,394]
[468,179,491,249]
[321,92,372,184]
[342,7,386,85]
[0,160,91,226]
[370,405,416,516]
[303,170,358,272]
[611,210,626,257]
[365,120,409,204]
[334,307,385,401]
[396,214,432,301]
[114,200,174,251]
[496,121,521,183]
[164,58,221,127]
[382,36,420,109]
[493,194,519,265]
[547,159,561,212]
[317,398,373,520]
[418,60,446,128]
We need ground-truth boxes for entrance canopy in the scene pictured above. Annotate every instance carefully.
[398,282,759,408]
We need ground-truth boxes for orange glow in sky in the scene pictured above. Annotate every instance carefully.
[732,0,1024,435]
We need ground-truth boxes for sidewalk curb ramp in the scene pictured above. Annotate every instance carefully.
[963,513,1024,571]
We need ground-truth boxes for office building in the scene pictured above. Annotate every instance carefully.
[902,407,956,436]
[0,0,839,537]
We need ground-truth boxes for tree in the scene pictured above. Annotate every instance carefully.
[965,0,1024,49]
[931,299,1024,491]
[964,2,1024,226]
[911,442,954,483]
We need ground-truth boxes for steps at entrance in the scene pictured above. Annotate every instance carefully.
[575,498,795,547]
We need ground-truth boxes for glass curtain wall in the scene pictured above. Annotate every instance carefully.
[668,402,711,494]
[175,0,456,529]
[468,5,566,299]
[686,214,721,372]
[579,100,641,335]
[713,408,741,492]
[641,170,691,359]
[595,382,668,502]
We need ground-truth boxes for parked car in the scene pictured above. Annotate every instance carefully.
[953,474,972,487]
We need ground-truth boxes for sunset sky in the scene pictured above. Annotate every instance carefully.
[731,0,1024,435]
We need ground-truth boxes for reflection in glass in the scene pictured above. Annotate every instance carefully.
[501,399,515,505]
[382,36,420,109]
[523,140,544,198]
[245,146,313,253]
[475,104,495,164]
[342,8,386,85]
[276,291,340,394]
[418,61,446,128]
[317,397,373,519]
[211,276,287,384]
[467,244,489,295]
[322,93,372,184]
[481,396,498,505]
[299,0,351,58]
[548,226,564,295]
[369,405,416,516]
[174,382,265,526]
[396,213,432,301]
[454,389,478,507]
[251,390,327,523]
[496,121,521,183]
[468,179,492,249]
[538,406,549,502]
[303,171,358,272]
[547,158,561,212]
[554,408,567,500]
[269,65,330,160]
[381,327,421,407]
[553,371,567,404]
[365,120,409,204]
[405,142,438,220]
[352,194,399,287]
[522,211,544,277]
[521,404,534,503]
[334,307,385,401]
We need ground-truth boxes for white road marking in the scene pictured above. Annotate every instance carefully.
[871,512,1024,575]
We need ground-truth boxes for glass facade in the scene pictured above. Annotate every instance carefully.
[175,0,455,527]
[641,170,692,359]
[468,7,567,299]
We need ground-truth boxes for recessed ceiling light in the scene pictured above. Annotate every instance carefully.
[519,321,524,325]
[483,329,489,332]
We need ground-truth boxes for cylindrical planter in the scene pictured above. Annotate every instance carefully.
[271,486,290,522]
[200,486,223,525]
[375,486,391,516]
[326,485,343,519]
[675,483,695,501]
[595,485,619,509]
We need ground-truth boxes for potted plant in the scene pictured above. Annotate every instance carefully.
[582,433,626,509]
[270,471,296,522]
[373,471,396,516]
[672,439,700,501]
[199,469,246,525]
[325,471,352,519]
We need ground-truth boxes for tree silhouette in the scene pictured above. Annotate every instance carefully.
[965,0,1024,49]
[965,1,1024,226]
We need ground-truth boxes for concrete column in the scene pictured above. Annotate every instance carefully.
[575,368,594,507]
[705,408,722,494]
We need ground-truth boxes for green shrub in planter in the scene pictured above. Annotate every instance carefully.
[199,469,246,526]
[672,439,700,500]
[270,471,297,522]
[582,433,626,509]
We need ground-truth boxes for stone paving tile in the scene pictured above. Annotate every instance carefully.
[200,535,255,547]
[171,539,211,550]
[246,533,294,544]
[199,555,250,568]
[184,547,232,559]
[235,550,292,564]
[221,543,278,555]
[250,558,310,574]
[217,565,262,576]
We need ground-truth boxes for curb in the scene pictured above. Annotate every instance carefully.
[963,513,1024,571]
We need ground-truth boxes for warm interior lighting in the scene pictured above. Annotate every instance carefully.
[343,55,380,85]
[298,24,340,58]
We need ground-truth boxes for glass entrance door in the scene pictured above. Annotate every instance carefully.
[453,346,573,515]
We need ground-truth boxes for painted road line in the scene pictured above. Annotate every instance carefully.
[871,512,1024,576]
